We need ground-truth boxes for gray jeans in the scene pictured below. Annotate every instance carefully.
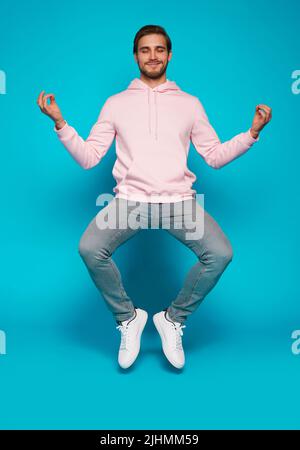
[78,197,233,324]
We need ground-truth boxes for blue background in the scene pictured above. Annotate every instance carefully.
[0,0,299,430]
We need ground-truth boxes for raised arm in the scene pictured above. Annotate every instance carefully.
[190,97,272,169]
[37,90,116,169]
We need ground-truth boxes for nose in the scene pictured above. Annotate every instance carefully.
[149,50,160,61]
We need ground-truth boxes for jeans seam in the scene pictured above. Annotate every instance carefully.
[105,229,132,300]
[106,253,128,300]
[184,263,206,307]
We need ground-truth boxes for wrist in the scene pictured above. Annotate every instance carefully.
[54,118,66,130]
[250,128,259,139]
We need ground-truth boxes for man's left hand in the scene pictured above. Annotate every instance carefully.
[250,104,272,139]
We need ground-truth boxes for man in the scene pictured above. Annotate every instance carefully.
[37,25,272,370]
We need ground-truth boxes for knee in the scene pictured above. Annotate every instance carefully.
[78,237,110,263]
[78,237,92,260]
[207,241,233,267]
[216,242,233,266]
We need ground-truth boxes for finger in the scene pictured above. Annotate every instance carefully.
[37,90,45,108]
[256,105,266,113]
[40,92,49,111]
[258,106,271,120]
[256,106,266,119]
[258,104,271,113]
[256,104,268,111]
[42,94,54,109]
[42,94,50,108]
[258,107,267,118]
[263,111,272,123]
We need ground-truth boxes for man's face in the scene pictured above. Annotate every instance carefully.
[134,33,172,80]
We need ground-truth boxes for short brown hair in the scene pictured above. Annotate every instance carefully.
[133,25,172,54]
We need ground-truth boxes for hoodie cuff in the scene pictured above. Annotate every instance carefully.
[53,120,68,133]
[246,128,260,144]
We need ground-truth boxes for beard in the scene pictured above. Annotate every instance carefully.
[138,60,169,80]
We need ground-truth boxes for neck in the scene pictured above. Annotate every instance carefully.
[139,74,167,89]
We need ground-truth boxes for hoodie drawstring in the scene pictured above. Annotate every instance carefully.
[154,90,158,141]
[148,89,158,141]
[127,78,180,143]
[147,89,151,136]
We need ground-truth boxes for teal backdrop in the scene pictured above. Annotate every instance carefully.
[0,0,299,430]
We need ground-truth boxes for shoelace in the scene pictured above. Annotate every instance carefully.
[116,324,129,350]
[173,323,186,350]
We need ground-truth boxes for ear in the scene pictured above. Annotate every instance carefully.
[133,53,138,63]
[168,51,172,62]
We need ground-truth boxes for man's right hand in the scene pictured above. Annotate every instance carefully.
[37,90,66,129]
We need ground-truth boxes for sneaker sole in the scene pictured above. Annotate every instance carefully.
[153,313,184,369]
[118,310,148,369]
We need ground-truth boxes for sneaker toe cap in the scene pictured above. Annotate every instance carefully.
[118,350,137,369]
[164,346,185,368]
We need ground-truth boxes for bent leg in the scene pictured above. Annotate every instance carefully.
[164,199,233,323]
[78,198,142,323]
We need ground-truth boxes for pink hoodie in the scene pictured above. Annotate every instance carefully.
[54,77,259,202]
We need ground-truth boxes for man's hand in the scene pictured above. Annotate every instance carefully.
[250,104,272,139]
[37,90,65,129]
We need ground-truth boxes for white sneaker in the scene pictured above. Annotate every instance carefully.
[153,310,186,369]
[116,308,148,369]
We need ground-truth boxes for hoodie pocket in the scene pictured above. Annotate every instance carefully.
[123,154,186,188]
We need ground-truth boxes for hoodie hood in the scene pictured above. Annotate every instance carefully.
[127,78,180,140]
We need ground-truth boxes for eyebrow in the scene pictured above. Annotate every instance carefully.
[138,45,166,50]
